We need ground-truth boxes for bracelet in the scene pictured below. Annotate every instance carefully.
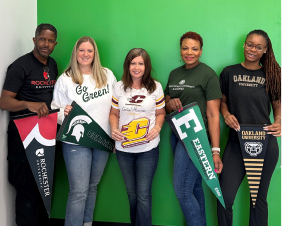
[212,152,220,155]
[274,116,281,121]
[211,147,220,153]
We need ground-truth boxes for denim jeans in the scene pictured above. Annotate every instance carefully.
[116,146,159,226]
[62,142,109,226]
[171,132,207,226]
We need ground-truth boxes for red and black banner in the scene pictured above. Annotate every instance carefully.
[11,109,59,216]
[237,124,269,208]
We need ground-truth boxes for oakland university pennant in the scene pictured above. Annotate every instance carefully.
[165,102,225,208]
[12,109,59,216]
[237,124,270,208]
[56,101,114,152]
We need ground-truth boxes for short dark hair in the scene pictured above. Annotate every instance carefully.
[35,23,57,40]
[180,31,203,49]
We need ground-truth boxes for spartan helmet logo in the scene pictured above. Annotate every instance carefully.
[66,115,92,142]
[71,124,85,142]
[244,142,263,157]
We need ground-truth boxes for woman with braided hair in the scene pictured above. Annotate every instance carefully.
[217,29,281,226]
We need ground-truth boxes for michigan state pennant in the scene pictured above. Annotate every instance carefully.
[165,102,225,208]
[56,101,114,152]
[237,124,269,208]
[11,109,59,216]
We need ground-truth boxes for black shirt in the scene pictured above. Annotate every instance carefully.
[3,51,58,117]
[219,63,271,125]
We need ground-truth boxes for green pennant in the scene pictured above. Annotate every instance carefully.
[165,102,225,208]
[56,101,114,152]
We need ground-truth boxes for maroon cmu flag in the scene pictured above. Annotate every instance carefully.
[11,109,59,217]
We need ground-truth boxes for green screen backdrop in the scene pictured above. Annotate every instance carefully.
[38,0,281,226]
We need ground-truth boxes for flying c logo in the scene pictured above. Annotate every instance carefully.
[127,95,146,106]
[121,117,150,148]
[171,109,203,140]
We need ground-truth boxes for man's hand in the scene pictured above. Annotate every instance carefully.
[27,102,49,118]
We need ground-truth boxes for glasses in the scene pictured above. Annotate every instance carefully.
[43,66,51,82]
[244,42,266,51]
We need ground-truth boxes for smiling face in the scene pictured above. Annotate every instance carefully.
[180,38,202,69]
[244,34,267,64]
[33,29,57,62]
[129,56,145,82]
[76,41,95,70]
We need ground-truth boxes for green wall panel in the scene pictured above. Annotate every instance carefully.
[38,0,281,226]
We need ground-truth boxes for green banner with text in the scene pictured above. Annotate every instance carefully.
[56,101,114,152]
[165,102,225,208]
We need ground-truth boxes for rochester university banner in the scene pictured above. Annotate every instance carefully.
[238,124,269,208]
[165,102,225,208]
[12,109,59,216]
[56,101,114,152]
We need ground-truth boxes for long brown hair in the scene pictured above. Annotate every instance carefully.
[246,30,281,101]
[65,36,107,89]
[122,48,156,94]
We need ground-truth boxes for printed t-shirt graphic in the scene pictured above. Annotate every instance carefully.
[112,81,165,153]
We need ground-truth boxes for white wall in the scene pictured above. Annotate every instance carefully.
[0,0,36,226]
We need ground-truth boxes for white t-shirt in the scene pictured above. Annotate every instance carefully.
[112,80,165,153]
[51,68,117,136]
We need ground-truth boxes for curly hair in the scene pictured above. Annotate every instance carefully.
[180,31,203,48]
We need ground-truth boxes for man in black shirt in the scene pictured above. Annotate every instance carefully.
[0,23,58,225]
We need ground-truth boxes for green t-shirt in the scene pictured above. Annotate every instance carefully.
[164,62,222,129]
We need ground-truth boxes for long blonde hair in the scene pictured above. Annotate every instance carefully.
[65,36,107,89]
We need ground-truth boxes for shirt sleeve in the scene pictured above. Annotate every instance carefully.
[164,74,171,97]
[155,82,165,109]
[204,74,223,101]
[51,75,70,125]
[219,68,229,98]
[106,68,117,89]
[111,82,120,110]
[3,63,27,94]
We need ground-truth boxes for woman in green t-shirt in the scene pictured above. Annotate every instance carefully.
[164,31,223,226]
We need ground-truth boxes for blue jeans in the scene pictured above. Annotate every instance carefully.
[62,142,109,226]
[171,132,207,226]
[116,146,159,226]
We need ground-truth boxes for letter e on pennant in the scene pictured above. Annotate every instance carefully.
[171,109,203,139]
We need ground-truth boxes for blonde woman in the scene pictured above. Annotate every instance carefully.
[51,36,117,226]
